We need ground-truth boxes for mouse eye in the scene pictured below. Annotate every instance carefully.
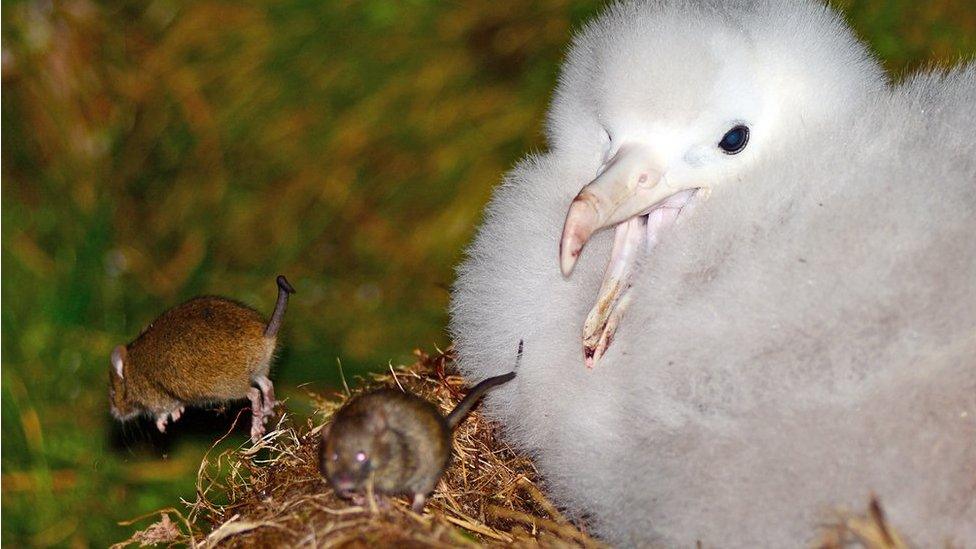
[355,451,367,463]
[718,124,749,154]
[330,452,339,461]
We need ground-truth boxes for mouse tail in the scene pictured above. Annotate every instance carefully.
[446,340,522,429]
[265,275,296,338]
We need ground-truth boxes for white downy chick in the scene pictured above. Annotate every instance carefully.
[555,0,886,366]
[451,0,975,546]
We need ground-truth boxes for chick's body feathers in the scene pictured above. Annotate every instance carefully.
[450,0,975,545]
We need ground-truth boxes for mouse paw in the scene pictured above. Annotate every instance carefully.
[155,405,185,434]
[170,406,184,423]
[410,493,427,513]
[348,493,367,507]
[250,421,266,443]
[348,493,389,512]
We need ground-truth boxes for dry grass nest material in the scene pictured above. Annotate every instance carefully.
[116,347,606,548]
[117,347,911,549]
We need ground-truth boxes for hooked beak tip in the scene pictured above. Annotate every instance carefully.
[559,238,580,277]
[560,193,601,277]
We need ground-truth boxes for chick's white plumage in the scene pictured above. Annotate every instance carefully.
[451,1,976,546]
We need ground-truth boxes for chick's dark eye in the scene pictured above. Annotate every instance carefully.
[719,125,749,154]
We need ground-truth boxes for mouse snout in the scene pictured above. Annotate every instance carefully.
[329,472,357,493]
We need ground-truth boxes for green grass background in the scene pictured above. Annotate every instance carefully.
[2,0,973,546]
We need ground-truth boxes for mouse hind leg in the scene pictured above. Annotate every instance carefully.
[247,387,266,442]
[253,375,276,417]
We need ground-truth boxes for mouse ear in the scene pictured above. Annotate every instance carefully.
[111,345,127,379]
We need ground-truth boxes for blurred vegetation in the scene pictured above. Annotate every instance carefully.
[2,0,973,546]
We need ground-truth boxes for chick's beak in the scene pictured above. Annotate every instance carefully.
[559,143,699,367]
[560,143,677,276]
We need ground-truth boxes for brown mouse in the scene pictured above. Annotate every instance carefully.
[320,341,522,511]
[109,275,295,442]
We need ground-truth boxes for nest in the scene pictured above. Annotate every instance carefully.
[114,347,606,548]
[115,347,911,548]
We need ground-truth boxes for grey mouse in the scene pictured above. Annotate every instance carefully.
[109,275,295,442]
[320,341,522,511]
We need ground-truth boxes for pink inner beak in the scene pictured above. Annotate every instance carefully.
[560,144,698,368]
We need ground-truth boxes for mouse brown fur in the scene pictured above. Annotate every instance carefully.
[109,275,295,442]
[320,342,521,511]
[322,389,451,510]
